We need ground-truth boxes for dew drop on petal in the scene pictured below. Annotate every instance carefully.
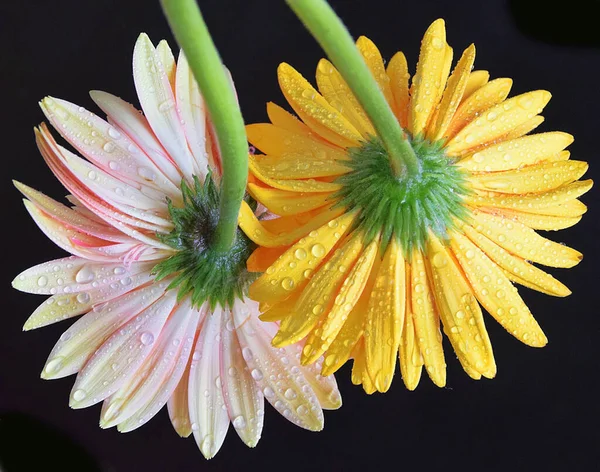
[75,266,95,283]
[72,389,87,402]
[140,332,155,346]
[37,276,48,287]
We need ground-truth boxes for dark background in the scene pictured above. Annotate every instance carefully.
[1,0,599,470]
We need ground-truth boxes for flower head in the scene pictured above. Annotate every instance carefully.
[240,19,592,393]
[12,33,340,459]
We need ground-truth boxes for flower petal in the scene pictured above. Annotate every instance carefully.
[410,251,446,387]
[387,51,410,128]
[220,305,264,448]
[461,70,490,102]
[167,358,193,438]
[364,237,405,392]
[315,59,375,138]
[451,231,547,347]
[188,305,229,459]
[446,90,551,155]
[278,63,362,148]
[427,234,496,378]
[69,290,177,408]
[399,279,423,391]
[249,212,355,303]
[249,158,341,193]
[495,208,583,231]
[356,36,395,112]
[266,101,311,135]
[133,33,195,180]
[41,281,166,380]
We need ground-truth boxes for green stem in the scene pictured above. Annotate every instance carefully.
[286,0,420,178]
[161,0,248,253]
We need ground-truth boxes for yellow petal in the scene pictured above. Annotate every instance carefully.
[351,340,376,394]
[450,231,547,347]
[274,233,365,347]
[251,154,351,180]
[467,180,593,216]
[426,234,496,378]
[247,245,288,273]
[278,63,362,148]
[247,183,331,216]
[266,101,311,136]
[246,123,345,161]
[315,59,375,138]
[458,132,574,172]
[364,238,405,392]
[399,263,423,391]
[410,250,446,387]
[446,90,551,155]
[446,78,512,139]
[249,157,341,193]
[461,70,490,102]
[249,211,356,303]
[409,19,449,136]
[259,289,304,322]
[321,254,382,376]
[470,210,583,268]
[502,115,545,141]
[460,223,570,298]
[356,36,395,112]
[495,207,583,231]
[428,44,476,142]
[239,201,345,248]
[302,238,379,365]
[470,160,588,194]
[387,51,411,128]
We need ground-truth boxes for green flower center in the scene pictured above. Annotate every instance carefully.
[153,174,257,308]
[335,136,471,254]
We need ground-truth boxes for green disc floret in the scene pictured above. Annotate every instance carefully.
[335,136,471,255]
[153,174,257,309]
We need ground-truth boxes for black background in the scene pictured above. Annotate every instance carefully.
[1,0,599,470]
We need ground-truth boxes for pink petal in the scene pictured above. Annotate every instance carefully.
[233,299,325,431]
[188,305,230,459]
[167,353,194,438]
[100,297,200,430]
[69,289,177,408]
[41,280,166,379]
[220,307,264,447]
[133,34,195,181]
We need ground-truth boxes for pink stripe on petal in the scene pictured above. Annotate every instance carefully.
[188,305,230,459]
[220,308,264,448]
[100,297,199,429]
[41,280,165,379]
[40,97,179,200]
[133,34,195,181]
[90,91,183,190]
[234,299,325,432]
[69,289,177,408]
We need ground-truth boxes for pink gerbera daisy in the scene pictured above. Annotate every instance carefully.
[12,33,341,459]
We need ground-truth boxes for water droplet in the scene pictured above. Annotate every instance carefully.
[281,277,295,291]
[432,252,447,268]
[251,368,263,380]
[107,127,121,139]
[263,386,275,398]
[284,388,297,400]
[311,243,326,257]
[113,267,125,275]
[296,405,308,415]
[103,142,116,153]
[140,331,155,346]
[44,357,63,374]
[242,347,253,361]
[37,275,48,287]
[75,266,95,283]
[312,304,324,315]
[301,89,315,99]
[233,415,246,429]
[294,248,307,260]
[431,36,444,50]
[72,389,87,402]
[465,250,475,259]
[76,292,90,304]
[137,167,156,182]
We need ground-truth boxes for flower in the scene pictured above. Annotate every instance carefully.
[239,19,592,394]
[12,33,341,459]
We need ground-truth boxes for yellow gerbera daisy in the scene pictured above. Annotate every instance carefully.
[238,19,592,393]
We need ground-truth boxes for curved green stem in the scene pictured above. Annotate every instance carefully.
[286,0,420,178]
[161,0,248,253]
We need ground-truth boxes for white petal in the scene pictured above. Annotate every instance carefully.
[69,290,177,408]
[297,354,342,410]
[41,280,166,379]
[175,51,209,179]
[188,305,230,459]
[133,34,195,181]
[220,308,264,448]
[100,298,200,430]
[234,298,324,431]
[167,355,194,438]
